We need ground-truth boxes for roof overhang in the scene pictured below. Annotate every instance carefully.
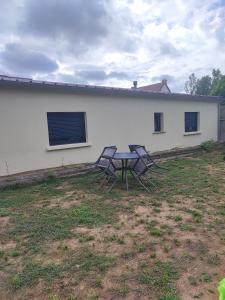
[0,75,224,103]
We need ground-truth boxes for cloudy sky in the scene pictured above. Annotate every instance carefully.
[0,0,224,92]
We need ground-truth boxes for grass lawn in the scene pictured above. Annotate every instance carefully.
[0,147,225,300]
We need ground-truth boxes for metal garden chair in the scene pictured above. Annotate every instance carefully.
[129,144,143,152]
[132,145,167,172]
[130,158,153,192]
[95,146,118,191]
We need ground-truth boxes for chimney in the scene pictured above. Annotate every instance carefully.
[162,79,167,85]
[132,80,138,89]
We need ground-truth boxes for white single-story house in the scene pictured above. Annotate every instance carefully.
[0,75,224,177]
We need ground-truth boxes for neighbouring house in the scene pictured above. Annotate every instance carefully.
[0,74,224,177]
[132,79,171,93]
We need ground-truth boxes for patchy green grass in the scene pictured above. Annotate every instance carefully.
[9,202,117,252]
[1,147,225,299]
[139,261,179,299]
[10,248,113,290]
[10,261,60,289]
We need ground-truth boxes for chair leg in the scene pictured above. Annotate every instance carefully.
[91,170,106,183]
[105,175,112,185]
[100,175,108,187]
[108,177,117,192]
[145,176,156,188]
[139,176,152,191]
[133,174,150,192]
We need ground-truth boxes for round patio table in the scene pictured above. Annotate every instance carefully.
[113,152,138,191]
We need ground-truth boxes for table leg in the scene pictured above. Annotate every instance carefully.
[122,160,124,181]
[125,159,129,191]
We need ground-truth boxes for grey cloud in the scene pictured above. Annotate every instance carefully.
[159,42,181,57]
[77,70,108,81]
[109,72,130,80]
[56,69,131,84]
[20,0,110,53]
[0,1,21,36]
[76,70,130,81]
[0,43,58,75]
[19,0,141,55]
[57,74,81,84]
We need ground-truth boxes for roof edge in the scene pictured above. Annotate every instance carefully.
[0,74,224,103]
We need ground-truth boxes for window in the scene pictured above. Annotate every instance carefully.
[154,113,163,132]
[185,112,199,132]
[47,112,86,146]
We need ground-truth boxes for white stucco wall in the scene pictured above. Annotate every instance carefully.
[0,87,219,176]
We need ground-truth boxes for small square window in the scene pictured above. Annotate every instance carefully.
[154,113,163,132]
[47,112,86,146]
[185,112,199,132]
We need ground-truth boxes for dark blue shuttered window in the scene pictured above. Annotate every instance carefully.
[47,112,86,146]
[185,112,199,132]
[154,113,163,132]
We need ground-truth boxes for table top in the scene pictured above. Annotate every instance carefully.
[113,152,138,160]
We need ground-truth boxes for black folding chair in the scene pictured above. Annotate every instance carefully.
[129,144,143,152]
[95,146,117,168]
[130,158,153,192]
[95,146,118,191]
[133,145,167,172]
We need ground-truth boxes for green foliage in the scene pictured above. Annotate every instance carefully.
[185,69,224,96]
[146,220,171,237]
[78,234,95,243]
[210,75,225,97]
[160,295,180,300]
[212,69,222,87]
[68,296,79,300]
[200,140,216,152]
[184,73,197,95]
[0,208,10,217]
[10,262,60,289]
[139,261,179,299]
[10,203,116,250]
[0,250,5,258]
[10,250,20,257]
[117,284,129,297]
[104,234,124,244]
[149,227,164,237]
[10,249,113,289]
[196,75,212,95]
[174,215,182,222]
[0,180,63,209]
[63,249,113,274]
[200,272,212,283]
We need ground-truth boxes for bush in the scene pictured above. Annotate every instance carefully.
[200,140,216,152]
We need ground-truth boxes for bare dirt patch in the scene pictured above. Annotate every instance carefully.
[0,240,17,251]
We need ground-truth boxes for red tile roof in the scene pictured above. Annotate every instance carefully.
[138,79,171,93]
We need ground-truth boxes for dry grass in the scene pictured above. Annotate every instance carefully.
[0,147,225,300]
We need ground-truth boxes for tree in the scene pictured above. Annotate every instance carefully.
[184,73,197,95]
[210,76,225,97]
[196,75,212,95]
[184,69,224,96]
[211,69,222,87]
